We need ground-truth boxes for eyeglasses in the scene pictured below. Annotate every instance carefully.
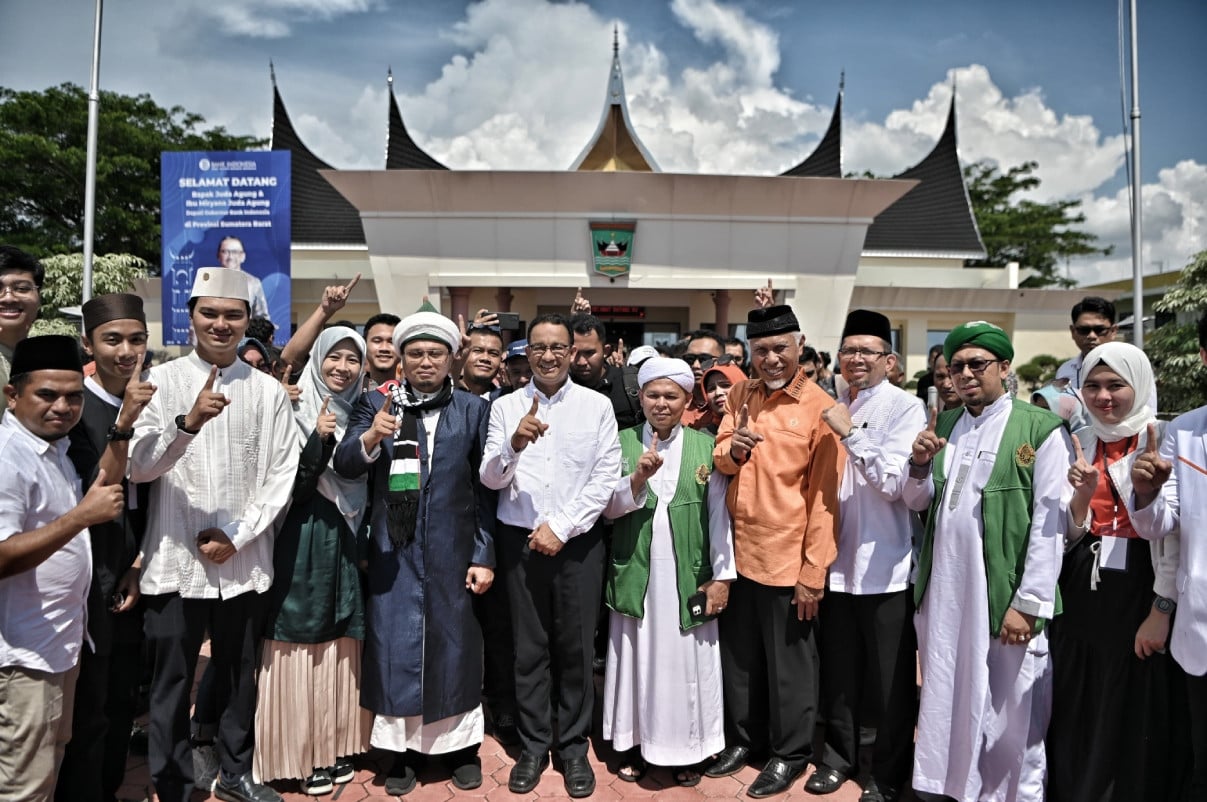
[948,358,1002,375]
[1074,325,1113,337]
[527,343,570,356]
[837,347,890,360]
[403,348,450,361]
[0,280,38,298]
[684,353,736,369]
[218,248,244,257]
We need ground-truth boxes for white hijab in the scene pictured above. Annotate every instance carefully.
[295,326,369,531]
[1079,341,1155,442]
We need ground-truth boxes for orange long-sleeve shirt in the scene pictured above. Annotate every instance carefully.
[713,367,844,588]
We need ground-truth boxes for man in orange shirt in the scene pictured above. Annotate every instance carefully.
[705,305,844,798]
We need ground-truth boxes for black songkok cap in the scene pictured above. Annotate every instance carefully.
[841,309,892,343]
[82,293,146,333]
[746,304,800,339]
[10,335,84,377]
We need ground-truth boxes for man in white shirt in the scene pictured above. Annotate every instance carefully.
[130,268,299,802]
[0,335,124,802]
[216,236,271,321]
[480,313,620,798]
[810,311,925,802]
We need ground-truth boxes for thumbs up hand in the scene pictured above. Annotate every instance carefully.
[630,433,663,495]
[1132,423,1172,507]
[511,394,549,452]
[910,406,947,468]
[76,469,125,527]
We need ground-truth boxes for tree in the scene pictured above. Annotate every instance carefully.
[1013,353,1060,392]
[1146,250,1207,415]
[964,161,1112,289]
[0,83,264,269]
[29,253,150,337]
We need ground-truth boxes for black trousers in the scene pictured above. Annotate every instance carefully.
[1187,671,1207,800]
[498,523,604,760]
[143,592,265,802]
[55,639,143,802]
[817,589,916,788]
[474,571,516,718]
[719,575,820,763]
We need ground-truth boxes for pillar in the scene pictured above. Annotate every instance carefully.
[448,287,471,326]
[712,290,731,337]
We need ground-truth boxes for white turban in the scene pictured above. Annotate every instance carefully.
[189,267,251,303]
[638,356,695,393]
[392,311,460,353]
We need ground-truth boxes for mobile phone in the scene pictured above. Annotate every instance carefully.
[688,590,712,623]
[493,312,521,332]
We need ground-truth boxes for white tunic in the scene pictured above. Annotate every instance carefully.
[600,425,736,766]
[902,394,1070,802]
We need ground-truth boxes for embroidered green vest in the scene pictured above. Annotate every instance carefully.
[914,399,1064,635]
[606,426,716,632]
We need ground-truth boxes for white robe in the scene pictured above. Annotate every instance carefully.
[903,394,1070,801]
[601,424,736,766]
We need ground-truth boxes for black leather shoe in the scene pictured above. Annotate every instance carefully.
[804,765,848,795]
[705,745,751,778]
[508,751,549,794]
[213,772,284,802]
[562,755,595,798]
[747,758,807,798]
[859,777,897,802]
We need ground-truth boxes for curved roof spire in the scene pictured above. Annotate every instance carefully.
[782,74,843,178]
[863,90,986,258]
[386,70,447,170]
[570,25,659,172]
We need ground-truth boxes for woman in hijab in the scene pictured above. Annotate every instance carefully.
[601,357,736,787]
[253,326,373,795]
[1046,341,1189,801]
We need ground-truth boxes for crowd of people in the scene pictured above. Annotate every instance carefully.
[2,239,1207,802]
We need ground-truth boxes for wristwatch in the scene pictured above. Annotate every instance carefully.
[106,424,134,442]
[174,414,200,436]
[1154,595,1177,614]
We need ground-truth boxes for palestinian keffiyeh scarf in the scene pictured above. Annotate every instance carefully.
[386,377,455,547]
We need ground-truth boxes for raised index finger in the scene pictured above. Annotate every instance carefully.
[280,365,292,386]
[926,406,938,433]
[320,396,331,415]
[738,403,749,430]
[344,272,362,292]
[1145,423,1160,454]
[528,395,540,417]
[648,432,659,453]
[1071,433,1085,464]
[208,364,220,392]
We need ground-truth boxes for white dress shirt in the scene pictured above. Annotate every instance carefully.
[831,380,927,594]
[481,380,620,541]
[0,415,92,673]
[130,352,300,599]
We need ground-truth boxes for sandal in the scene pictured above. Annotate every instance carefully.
[673,765,702,787]
[617,749,648,783]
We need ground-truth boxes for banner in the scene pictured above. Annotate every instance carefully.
[160,151,291,345]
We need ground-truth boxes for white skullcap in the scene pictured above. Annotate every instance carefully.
[638,356,695,392]
[627,345,659,366]
[189,267,252,303]
[392,311,460,353]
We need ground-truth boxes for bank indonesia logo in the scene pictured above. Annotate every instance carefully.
[199,158,212,171]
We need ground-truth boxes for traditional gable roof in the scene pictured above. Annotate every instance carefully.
[271,79,365,244]
[570,27,659,172]
[862,95,986,258]
[386,70,447,170]
[781,84,842,178]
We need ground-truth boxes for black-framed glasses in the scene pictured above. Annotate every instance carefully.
[836,347,890,360]
[528,343,570,356]
[1074,325,1113,337]
[684,353,736,369]
[948,358,1002,375]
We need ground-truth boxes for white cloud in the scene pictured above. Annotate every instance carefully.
[198,0,381,39]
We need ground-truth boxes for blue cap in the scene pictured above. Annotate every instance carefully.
[505,339,528,361]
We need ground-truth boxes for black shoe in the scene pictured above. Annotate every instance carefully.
[508,751,549,793]
[804,765,848,795]
[384,757,417,797]
[747,758,807,798]
[859,777,896,802]
[212,772,285,802]
[561,755,595,798]
[705,745,751,778]
[328,757,355,785]
[493,711,520,746]
[450,757,483,791]
[301,768,333,796]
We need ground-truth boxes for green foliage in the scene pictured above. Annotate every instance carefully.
[964,161,1111,289]
[0,83,264,269]
[1146,250,1207,415]
[28,252,150,336]
[1013,353,1060,392]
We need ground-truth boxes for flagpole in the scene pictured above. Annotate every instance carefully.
[82,0,103,303]
[1129,0,1143,347]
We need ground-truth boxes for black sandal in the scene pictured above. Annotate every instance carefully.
[673,765,702,787]
[617,749,648,783]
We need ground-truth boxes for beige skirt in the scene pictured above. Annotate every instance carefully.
[252,637,372,782]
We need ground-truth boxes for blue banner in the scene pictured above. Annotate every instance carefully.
[160,151,291,345]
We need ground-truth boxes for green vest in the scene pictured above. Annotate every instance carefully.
[914,399,1064,635]
[606,426,716,632]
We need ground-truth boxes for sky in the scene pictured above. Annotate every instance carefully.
[2,0,1204,286]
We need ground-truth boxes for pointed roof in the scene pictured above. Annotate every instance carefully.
[781,79,843,178]
[570,26,659,172]
[863,94,986,258]
[271,80,365,244]
[386,69,447,170]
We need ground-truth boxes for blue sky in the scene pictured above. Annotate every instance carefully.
[2,0,1204,284]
